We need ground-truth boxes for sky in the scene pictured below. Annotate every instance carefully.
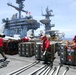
[0,0,76,38]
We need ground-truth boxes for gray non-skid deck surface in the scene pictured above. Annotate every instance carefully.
[0,54,76,75]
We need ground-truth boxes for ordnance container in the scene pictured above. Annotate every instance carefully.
[35,42,55,62]
[60,44,76,65]
[67,48,74,65]
[25,42,35,57]
[50,43,55,61]
[60,44,67,64]
[74,50,76,64]
[4,40,19,55]
[35,42,42,60]
[18,42,35,57]
[18,43,22,56]
[22,44,26,56]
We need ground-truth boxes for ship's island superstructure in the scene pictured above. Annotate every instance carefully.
[2,0,40,38]
[2,0,61,39]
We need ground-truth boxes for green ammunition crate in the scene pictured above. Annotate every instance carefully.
[18,42,35,57]
[35,43,42,60]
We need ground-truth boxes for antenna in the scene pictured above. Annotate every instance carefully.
[7,0,28,19]
[16,0,25,4]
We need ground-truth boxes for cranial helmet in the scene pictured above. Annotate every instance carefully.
[41,34,47,40]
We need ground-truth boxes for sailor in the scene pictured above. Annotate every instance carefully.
[72,35,76,49]
[40,34,51,64]
[30,33,34,39]
[22,36,30,42]
[73,35,76,43]
[0,34,7,61]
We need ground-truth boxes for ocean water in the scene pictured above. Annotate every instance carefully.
[63,38,72,41]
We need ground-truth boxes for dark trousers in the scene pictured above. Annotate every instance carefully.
[43,51,51,63]
[0,47,7,59]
